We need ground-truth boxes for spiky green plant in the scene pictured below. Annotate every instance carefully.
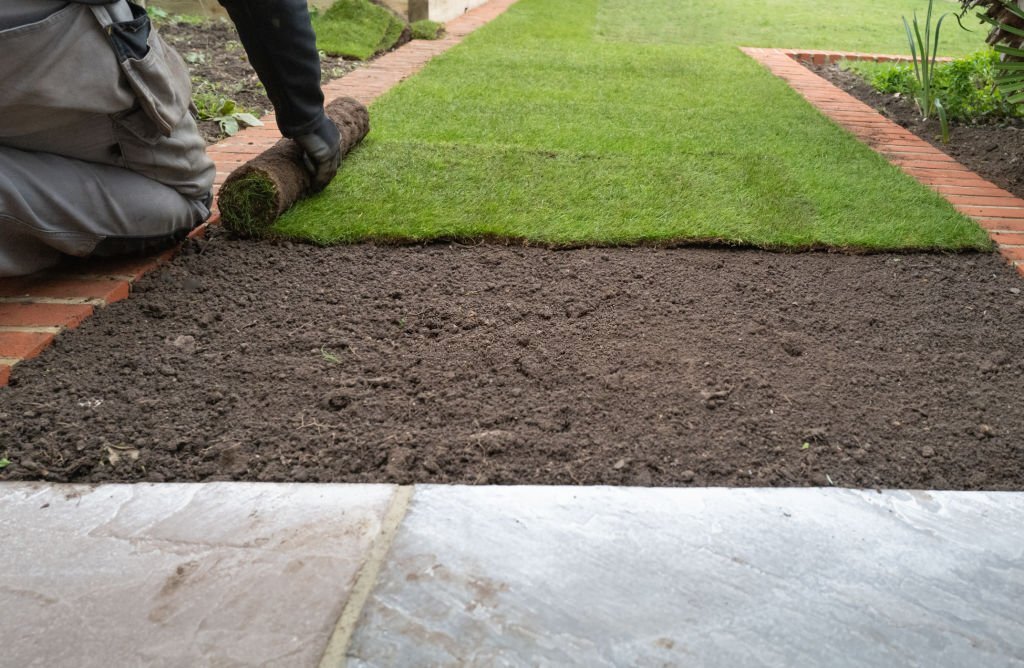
[904,1,950,120]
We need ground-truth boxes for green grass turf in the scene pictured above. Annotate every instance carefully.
[276,0,992,250]
[312,0,405,60]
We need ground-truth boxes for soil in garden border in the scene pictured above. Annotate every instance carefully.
[812,63,1024,201]
[1,232,1022,490]
[159,19,362,143]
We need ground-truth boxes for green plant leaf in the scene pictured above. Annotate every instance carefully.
[233,113,264,128]
[0,458,10,469]
[219,116,240,136]
[936,98,950,143]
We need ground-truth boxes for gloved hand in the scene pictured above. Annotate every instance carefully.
[294,114,341,193]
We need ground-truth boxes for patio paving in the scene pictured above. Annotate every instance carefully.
[0,482,397,667]
[2,482,1023,666]
[347,486,1024,667]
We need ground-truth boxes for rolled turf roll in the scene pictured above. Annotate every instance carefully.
[217,97,370,237]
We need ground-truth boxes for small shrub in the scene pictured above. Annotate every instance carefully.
[411,20,443,40]
[846,49,1023,123]
[868,62,918,94]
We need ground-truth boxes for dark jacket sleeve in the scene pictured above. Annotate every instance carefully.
[217,0,327,138]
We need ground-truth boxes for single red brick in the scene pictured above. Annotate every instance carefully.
[946,194,1024,207]
[1000,246,1024,262]
[67,255,163,282]
[0,363,10,387]
[0,331,54,359]
[977,218,1024,232]
[0,277,129,303]
[990,232,1024,245]
[896,160,970,171]
[0,303,93,329]
[932,184,1010,198]
[956,206,1024,219]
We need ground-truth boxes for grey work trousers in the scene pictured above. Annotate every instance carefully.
[0,1,215,277]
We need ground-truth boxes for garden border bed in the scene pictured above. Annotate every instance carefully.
[742,47,1024,275]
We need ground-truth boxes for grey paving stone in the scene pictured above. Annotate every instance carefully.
[348,486,1024,667]
[0,482,396,667]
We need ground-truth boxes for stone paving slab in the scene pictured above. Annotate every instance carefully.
[347,486,1024,667]
[0,482,396,667]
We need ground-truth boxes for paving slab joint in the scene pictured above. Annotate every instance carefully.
[317,485,415,668]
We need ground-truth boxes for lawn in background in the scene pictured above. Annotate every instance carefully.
[276,0,991,250]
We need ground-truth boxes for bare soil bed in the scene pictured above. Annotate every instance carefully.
[814,63,1024,199]
[1,234,1023,489]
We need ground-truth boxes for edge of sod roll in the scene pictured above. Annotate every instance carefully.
[218,170,281,238]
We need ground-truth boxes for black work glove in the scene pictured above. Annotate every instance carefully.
[294,114,341,193]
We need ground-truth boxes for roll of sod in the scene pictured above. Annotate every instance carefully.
[218,97,370,238]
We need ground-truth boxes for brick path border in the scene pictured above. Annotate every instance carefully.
[0,0,517,388]
[743,47,1024,278]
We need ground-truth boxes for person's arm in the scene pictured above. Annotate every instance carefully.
[217,0,340,191]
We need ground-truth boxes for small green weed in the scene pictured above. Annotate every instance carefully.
[146,6,170,21]
[411,20,443,40]
[193,87,262,136]
[320,346,342,364]
[145,6,205,25]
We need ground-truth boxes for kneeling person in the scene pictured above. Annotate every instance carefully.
[0,0,340,278]
[0,0,215,277]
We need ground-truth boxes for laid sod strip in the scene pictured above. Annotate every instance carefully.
[312,0,407,60]
[593,0,978,53]
[218,97,370,237]
[277,0,990,250]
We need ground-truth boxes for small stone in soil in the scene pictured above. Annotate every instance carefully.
[165,334,197,354]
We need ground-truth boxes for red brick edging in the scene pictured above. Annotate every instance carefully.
[0,0,517,387]
[742,47,1024,278]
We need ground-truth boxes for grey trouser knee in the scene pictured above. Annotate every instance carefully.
[0,146,210,276]
[0,1,215,277]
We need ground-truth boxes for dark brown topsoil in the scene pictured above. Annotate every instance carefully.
[814,63,1024,199]
[158,19,359,143]
[2,235,1023,490]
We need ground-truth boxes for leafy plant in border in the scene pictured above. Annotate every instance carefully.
[193,91,263,136]
[960,0,1024,104]
[904,0,952,140]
